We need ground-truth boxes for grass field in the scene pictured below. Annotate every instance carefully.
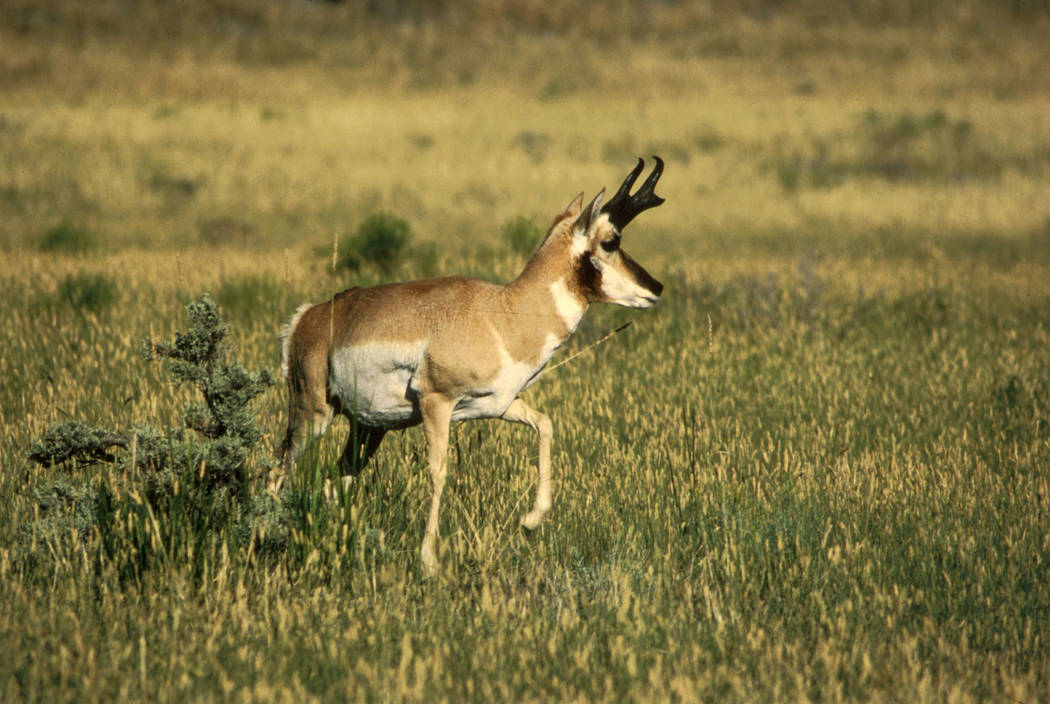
[3,2,1050,701]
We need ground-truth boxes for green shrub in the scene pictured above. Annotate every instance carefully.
[25,294,276,579]
[216,273,284,320]
[39,221,98,253]
[56,272,120,313]
[500,216,542,256]
[338,212,413,274]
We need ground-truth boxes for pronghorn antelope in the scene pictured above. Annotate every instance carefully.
[278,158,666,575]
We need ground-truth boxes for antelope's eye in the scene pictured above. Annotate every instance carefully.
[600,236,620,253]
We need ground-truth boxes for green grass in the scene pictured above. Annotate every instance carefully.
[2,2,1050,701]
[3,256,1047,702]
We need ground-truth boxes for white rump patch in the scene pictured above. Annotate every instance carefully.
[280,303,314,380]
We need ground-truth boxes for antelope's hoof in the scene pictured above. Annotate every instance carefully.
[420,548,439,579]
[520,511,544,531]
[322,475,354,503]
[266,471,286,496]
[322,478,337,504]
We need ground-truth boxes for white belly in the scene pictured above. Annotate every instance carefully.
[328,333,561,427]
[329,341,426,427]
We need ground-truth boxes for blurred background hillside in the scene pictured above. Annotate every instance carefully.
[5,1,1050,100]
[2,0,1049,269]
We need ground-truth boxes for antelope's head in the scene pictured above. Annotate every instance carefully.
[568,157,666,309]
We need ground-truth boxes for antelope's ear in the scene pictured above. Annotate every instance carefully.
[573,188,605,236]
[564,192,585,218]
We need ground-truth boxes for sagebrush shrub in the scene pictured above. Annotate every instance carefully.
[338,212,413,273]
[25,294,276,577]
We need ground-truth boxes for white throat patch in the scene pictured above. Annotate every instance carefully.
[549,278,586,332]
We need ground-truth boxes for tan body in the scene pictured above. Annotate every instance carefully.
[278,160,666,576]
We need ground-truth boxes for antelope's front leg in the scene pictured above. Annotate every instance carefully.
[419,393,454,577]
[502,398,553,530]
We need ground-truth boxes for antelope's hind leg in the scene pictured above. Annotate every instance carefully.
[325,423,387,498]
[337,423,387,477]
[501,398,553,530]
[273,379,335,491]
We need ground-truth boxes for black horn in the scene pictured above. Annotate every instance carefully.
[601,156,665,230]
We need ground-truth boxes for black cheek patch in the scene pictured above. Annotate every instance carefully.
[575,253,603,299]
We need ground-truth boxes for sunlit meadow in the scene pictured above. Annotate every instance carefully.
[2,2,1049,701]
